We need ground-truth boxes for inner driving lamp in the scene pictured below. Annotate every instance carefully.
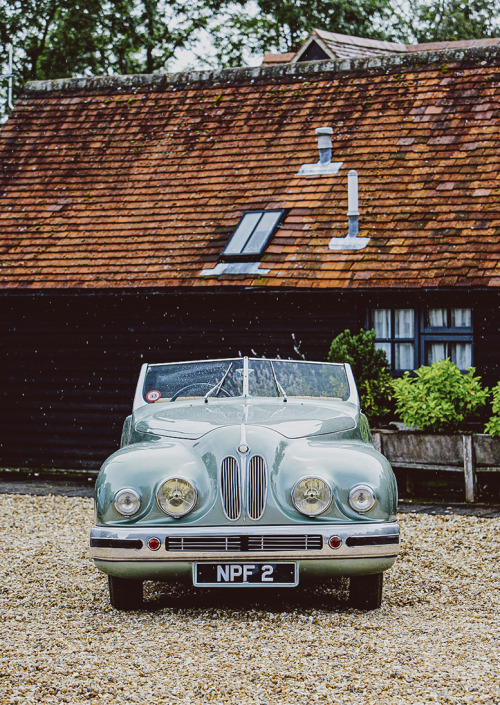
[157,477,197,517]
[292,476,332,517]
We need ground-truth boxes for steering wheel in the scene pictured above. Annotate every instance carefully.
[170,382,231,401]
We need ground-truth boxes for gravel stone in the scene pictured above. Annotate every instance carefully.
[0,494,498,704]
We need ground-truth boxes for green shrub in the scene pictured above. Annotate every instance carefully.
[393,359,489,433]
[484,382,500,437]
[327,329,394,424]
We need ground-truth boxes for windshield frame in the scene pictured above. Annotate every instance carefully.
[134,357,357,410]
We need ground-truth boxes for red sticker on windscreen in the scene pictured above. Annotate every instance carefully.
[145,390,161,402]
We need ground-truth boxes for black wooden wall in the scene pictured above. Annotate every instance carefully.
[0,289,359,469]
[1,288,498,470]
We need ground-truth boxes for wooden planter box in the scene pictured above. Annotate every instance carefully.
[372,430,500,503]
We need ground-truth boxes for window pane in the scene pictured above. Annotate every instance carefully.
[144,359,244,401]
[243,211,282,254]
[224,212,262,254]
[372,309,391,338]
[268,360,350,400]
[451,308,472,328]
[451,343,472,369]
[375,341,391,364]
[395,309,414,339]
[427,343,447,364]
[427,308,447,327]
[395,343,414,370]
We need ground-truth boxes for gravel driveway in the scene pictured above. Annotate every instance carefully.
[1,494,498,704]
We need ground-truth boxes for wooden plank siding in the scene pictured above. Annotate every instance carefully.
[1,288,498,470]
[0,290,359,469]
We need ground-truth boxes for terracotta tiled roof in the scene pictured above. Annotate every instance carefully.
[406,38,500,53]
[265,29,500,63]
[0,47,499,290]
[300,29,407,60]
[262,52,296,64]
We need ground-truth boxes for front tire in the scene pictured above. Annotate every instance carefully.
[349,573,383,610]
[108,576,143,610]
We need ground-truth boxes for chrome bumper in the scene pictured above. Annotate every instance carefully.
[90,522,400,562]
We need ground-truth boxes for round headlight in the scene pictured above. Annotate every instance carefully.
[157,477,197,517]
[114,488,141,516]
[348,485,376,513]
[292,476,332,517]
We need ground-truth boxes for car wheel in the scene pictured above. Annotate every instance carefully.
[348,573,383,610]
[108,575,143,610]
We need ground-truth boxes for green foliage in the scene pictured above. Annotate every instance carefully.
[394,0,500,43]
[484,382,500,438]
[327,329,394,424]
[206,0,395,67]
[393,359,489,433]
[0,0,211,114]
[204,0,500,68]
[2,0,499,118]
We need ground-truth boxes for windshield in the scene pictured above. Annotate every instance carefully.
[142,358,350,403]
[143,359,244,402]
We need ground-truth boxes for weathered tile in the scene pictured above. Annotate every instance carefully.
[0,48,498,290]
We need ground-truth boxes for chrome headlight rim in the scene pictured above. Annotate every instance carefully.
[348,484,376,514]
[156,476,197,518]
[291,475,333,517]
[113,488,141,517]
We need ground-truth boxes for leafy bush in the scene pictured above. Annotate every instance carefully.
[327,329,394,424]
[393,359,489,433]
[484,382,500,437]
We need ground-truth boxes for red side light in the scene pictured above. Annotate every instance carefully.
[148,537,161,551]
[329,536,342,549]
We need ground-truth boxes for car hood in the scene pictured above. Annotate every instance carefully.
[133,397,357,440]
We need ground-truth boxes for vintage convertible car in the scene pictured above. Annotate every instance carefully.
[90,357,399,610]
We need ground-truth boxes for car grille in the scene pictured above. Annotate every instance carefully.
[220,454,268,520]
[247,455,267,520]
[220,456,241,520]
[165,535,324,552]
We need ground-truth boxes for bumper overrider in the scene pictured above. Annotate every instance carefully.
[90,522,400,583]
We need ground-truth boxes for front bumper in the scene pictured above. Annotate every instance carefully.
[90,522,399,581]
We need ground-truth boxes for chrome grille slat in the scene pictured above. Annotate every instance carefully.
[247,455,267,520]
[167,536,241,551]
[220,456,241,520]
[247,535,323,551]
[165,535,323,552]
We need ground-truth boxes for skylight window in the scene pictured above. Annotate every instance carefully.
[222,210,285,261]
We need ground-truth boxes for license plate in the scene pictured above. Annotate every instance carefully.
[193,562,298,587]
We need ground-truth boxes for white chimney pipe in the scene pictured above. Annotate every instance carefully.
[347,170,359,237]
[347,170,359,216]
[297,127,342,176]
[328,167,370,250]
[315,126,333,164]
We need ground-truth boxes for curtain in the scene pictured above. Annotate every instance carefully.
[395,309,414,338]
[427,308,447,327]
[372,309,391,338]
[427,343,447,364]
[451,308,472,328]
[452,343,472,369]
[395,343,414,370]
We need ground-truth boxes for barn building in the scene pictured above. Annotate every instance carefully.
[0,44,499,469]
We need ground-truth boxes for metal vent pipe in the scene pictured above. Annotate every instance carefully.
[316,126,333,164]
[347,169,359,237]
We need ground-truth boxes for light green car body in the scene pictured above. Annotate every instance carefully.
[90,358,399,605]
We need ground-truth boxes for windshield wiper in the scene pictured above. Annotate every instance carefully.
[204,363,233,401]
[270,361,288,402]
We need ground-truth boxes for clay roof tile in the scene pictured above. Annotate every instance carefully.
[0,47,499,290]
